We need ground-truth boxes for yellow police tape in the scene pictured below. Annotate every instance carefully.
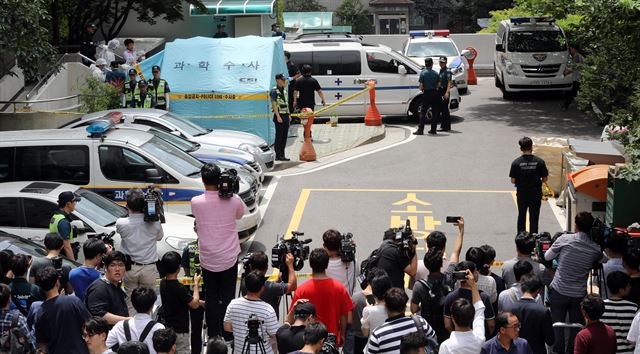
[134,64,146,82]
[291,85,373,118]
[168,93,269,101]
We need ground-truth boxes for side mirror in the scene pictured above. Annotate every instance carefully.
[461,49,471,57]
[398,65,407,75]
[495,43,505,52]
[145,168,163,184]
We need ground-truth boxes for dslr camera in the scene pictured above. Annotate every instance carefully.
[143,187,165,223]
[340,232,356,263]
[320,333,339,354]
[392,220,417,258]
[272,231,311,272]
[218,169,240,198]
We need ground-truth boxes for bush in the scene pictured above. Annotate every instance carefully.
[79,76,123,113]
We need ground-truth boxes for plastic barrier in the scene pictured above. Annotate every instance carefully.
[464,47,478,85]
[365,80,382,126]
[299,108,317,162]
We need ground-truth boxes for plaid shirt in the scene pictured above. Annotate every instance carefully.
[0,309,35,348]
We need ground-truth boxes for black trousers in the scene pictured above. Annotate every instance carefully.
[190,306,205,354]
[564,81,580,108]
[203,263,237,340]
[439,92,451,130]
[549,287,584,354]
[417,90,440,133]
[274,114,290,158]
[516,189,542,234]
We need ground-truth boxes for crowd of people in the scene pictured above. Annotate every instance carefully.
[1,161,640,354]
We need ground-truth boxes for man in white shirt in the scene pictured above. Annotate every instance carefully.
[123,38,145,66]
[107,287,165,354]
[439,270,485,354]
[323,229,356,295]
[116,188,163,314]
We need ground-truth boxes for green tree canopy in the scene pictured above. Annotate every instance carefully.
[335,0,374,34]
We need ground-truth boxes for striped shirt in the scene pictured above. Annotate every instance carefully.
[366,315,436,354]
[601,298,638,354]
[223,297,279,354]
[545,232,604,298]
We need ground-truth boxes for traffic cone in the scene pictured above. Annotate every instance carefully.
[299,108,317,162]
[364,80,382,126]
[465,47,478,85]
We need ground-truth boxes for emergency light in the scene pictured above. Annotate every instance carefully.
[409,30,450,38]
[86,120,116,137]
[510,17,555,25]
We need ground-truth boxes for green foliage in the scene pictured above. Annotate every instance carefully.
[283,0,326,12]
[335,0,374,34]
[0,0,58,81]
[480,7,582,33]
[80,77,123,113]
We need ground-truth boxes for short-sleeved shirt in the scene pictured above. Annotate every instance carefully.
[574,322,616,354]
[351,291,370,337]
[361,304,387,332]
[240,280,288,317]
[419,69,439,91]
[69,266,101,301]
[224,297,279,354]
[601,299,638,354]
[481,335,533,354]
[294,75,321,109]
[443,288,495,320]
[626,311,640,353]
[34,295,91,354]
[191,191,244,272]
[326,258,356,295]
[160,279,193,333]
[290,278,354,343]
[116,214,164,264]
[84,278,129,320]
[509,155,549,192]
[29,257,72,288]
[376,241,411,289]
[276,324,305,354]
[8,278,41,311]
[438,68,452,91]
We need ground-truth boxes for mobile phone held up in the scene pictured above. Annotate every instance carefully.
[446,216,461,224]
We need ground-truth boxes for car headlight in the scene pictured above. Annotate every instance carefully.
[239,143,261,154]
[165,236,191,250]
[505,60,517,75]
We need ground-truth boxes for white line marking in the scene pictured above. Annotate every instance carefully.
[547,197,566,230]
[258,175,280,223]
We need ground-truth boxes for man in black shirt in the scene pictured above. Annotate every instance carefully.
[277,301,316,354]
[509,137,549,234]
[294,65,326,112]
[285,51,301,115]
[241,251,296,318]
[375,229,418,290]
[84,251,129,326]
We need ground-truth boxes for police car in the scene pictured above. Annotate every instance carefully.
[402,30,470,94]
[494,17,573,98]
[0,181,198,257]
[60,109,276,171]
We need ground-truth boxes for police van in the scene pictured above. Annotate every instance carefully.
[494,17,573,98]
[283,41,460,119]
[0,121,260,241]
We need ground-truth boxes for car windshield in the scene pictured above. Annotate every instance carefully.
[508,31,566,52]
[149,128,199,152]
[75,188,128,227]
[141,136,203,177]
[161,112,210,137]
[407,42,458,57]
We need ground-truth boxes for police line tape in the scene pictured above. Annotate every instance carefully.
[291,85,373,118]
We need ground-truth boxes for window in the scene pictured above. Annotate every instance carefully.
[22,198,57,229]
[289,51,313,72]
[159,113,211,137]
[366,51,402,74]
[139,137,202,177]
[0,148,14,183]
[99,145,155,182]
[406,42,458,58]
[507,31,566,53]
[0,198,19,227]
[312,51,361,76]
[133,118,173,134]
[75,189,127,227]
[14,146,90,185]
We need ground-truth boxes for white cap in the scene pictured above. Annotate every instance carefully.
[96,58,107,66]
[107,39,120,50]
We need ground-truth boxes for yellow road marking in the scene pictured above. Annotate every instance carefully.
[307,188,514,193]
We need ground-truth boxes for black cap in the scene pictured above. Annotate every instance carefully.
[424,58,434,66]
[138,80,148,87]
[275,73,286,81]
[152,65,161,72]
[294,302,316,316]
[439,56,447,63]
[128,68,137,75]
[57,191,81,207]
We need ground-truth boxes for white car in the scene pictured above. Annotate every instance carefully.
[403,30,470,94]
[0,181,197,258]
[61,109,276,171]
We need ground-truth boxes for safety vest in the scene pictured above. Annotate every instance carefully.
[49,212,74,241]
[150,79,167,106]
[273,86,289,115]
[124,81,138,107]
[186,240,201,276]
[134,92,153,108]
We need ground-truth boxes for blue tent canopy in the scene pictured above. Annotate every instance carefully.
[137,36,288,143]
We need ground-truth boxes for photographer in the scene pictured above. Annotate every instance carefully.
[69,238,107,301]
[600,232,629,292]
[376,227,418,290]
[323,229,356,295]
[29,233,73,295]
[223,270,279,354]
[288,322,328,354]
[117,188,164,314]
[192,163,244,340]
[277,300,317,354]
[502,231,551,288]
[544,212,606,354]
[241,251,297,317]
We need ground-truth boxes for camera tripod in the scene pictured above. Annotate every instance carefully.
[240,333,267,354]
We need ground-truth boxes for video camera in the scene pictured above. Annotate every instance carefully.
[143,186,165,223]
[320,333,339,354]
[246,314,264,342]
[51,256,64,278]
[392,220,417,258]
[271,231,311,272]
[218,169,240,198]
[93,231,116,250]
[340,232,356,263]
[240,252,253,276]
[591,218,638,250]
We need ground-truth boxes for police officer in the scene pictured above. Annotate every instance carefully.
[271,73,290,161]
[134,80,154,108]
[414,58,440,135]
[182,239,206,354]
[509,137,549,234]
[437,56,453,131]
[123,68,138,108]
[149,65,170,110]
[49,191,80,260]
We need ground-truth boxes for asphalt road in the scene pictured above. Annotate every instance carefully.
[244,78,603,280]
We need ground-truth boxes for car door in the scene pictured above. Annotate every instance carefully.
[0,198,21,237]
[363,49,418,116]
[311,50,365,117]
[20,198,58,242]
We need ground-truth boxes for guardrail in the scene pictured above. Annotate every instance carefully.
[0,94,81,113]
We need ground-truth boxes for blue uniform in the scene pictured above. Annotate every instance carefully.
[416,68,441,134]
[419,69,440,90]
[438,68,453,131]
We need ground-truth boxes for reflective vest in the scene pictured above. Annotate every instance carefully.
[273,86,289,115]
[150,79,167,106]
[186,241,201,276]
[49,212,74,241]
[134,92,153,108]
[124,81,138,107]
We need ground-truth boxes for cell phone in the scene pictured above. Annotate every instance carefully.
[147,201,156,216]
[446,216,461,223]
[453,271,468,280]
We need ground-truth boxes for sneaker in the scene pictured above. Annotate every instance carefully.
[413,131,424,135]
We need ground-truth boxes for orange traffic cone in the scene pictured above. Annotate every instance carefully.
[364,80,382,126]
[465,47,478,85]
[299,108,317,162]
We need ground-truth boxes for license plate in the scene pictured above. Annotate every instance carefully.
[531,80,552,85]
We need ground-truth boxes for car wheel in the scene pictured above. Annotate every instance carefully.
[500,74,513,99]
[409,98,433,123]
[494,64,502,88]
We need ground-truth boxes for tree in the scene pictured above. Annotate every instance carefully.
[79,76,123,113]
[283,0,326,12]
[335,0,374,34]
[0,0,58,81]
[414,0,457,29]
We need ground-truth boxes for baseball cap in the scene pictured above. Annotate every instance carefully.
[439,56,447,63]
[128,68,137,75]
[275,73,286,81]
[152,65,161,72]
[57,191,81,207]
[424,58,434,66]
[139,80,148,87]
[294,302,316,316]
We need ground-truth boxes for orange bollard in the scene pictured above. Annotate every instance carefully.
[299,108,317,162]
[464,47,478,85]
[364,80,382,126]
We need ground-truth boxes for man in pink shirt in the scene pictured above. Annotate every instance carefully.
[191,163,245,340]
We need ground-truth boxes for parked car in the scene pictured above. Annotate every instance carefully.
[0,230,79,269]
[60,109,276,171]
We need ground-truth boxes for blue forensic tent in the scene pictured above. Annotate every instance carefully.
[137,36,288,143]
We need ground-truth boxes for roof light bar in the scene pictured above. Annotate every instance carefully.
[409,30,450,38]
[86,120,116,137]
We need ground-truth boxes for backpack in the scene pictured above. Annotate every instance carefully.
[110,319,157,352]
[416,277,452,343]
[0,315,35,354]
[358,242,393,289]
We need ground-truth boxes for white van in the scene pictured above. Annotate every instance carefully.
[283,42,460,119]
[494,17,573,98]
[0,122,260,241]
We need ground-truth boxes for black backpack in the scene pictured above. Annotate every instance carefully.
[416,277,451,343]
[358,242,392,289]
[0,315,35,354]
